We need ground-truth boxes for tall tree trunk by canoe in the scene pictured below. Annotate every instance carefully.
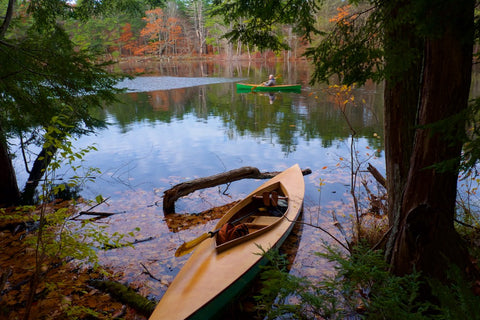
[386,0,477,280]
[382,0,423,260]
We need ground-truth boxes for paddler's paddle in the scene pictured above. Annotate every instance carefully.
[251,83,263,92]
[174,209,262,257]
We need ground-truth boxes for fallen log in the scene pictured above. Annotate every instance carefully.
[90,279,156,317]
[163,166,312,214]
[367,163,386,189]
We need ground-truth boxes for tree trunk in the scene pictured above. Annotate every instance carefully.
[0,0,14,38]
[21,144,58,204]
[388,1,475,279]
[0,134,20,207]
[383,0,423,262]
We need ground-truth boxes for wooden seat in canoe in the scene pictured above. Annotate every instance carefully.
[249,215,282,225]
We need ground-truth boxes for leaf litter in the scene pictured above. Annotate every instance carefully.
[1,182,355,319]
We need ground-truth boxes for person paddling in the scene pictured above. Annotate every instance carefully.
[263,74,276,86]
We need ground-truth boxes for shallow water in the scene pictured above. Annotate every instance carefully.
[116,76,245,92]
[12,60,386,301]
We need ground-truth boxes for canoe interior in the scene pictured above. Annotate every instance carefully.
[215,181,288,252]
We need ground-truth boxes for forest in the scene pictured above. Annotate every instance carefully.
[3,0,480,319]
[61,0,342,60]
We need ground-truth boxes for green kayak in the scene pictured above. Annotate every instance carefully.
[236,83,301,93]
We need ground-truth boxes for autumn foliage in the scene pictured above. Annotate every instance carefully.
[119,23,138,56]
[0,204,145,319]
[329,5,357,26]
[139,8,187,56]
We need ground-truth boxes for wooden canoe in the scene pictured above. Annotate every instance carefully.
[149,164,305,320]
[236,83,301,93]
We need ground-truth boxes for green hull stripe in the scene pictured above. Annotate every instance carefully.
[236,83,301,93]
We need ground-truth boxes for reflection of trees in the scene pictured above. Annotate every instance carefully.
[149,89,189,111]
[104,79,384,152]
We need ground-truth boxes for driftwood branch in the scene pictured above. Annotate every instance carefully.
[367,163,386,189]
[70,197,113,220]
[77,211,116,217]
[100,237,155,250]
[163,166,312,214]
[140,263,162,282]
[70,211,122,222]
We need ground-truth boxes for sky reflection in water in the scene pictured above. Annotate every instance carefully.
[13,75,386,300]
[116,76,245,93]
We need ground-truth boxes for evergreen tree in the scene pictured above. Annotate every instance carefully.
[212,0,479,284]
[0,0,137,205]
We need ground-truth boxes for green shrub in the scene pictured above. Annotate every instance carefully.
[255,243,438,319]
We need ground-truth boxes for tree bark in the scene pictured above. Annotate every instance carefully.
[21,143,58,204]
[0,0,14,38]
[382,0,423,260]
[0,132,20,207]
[388,1,476,279]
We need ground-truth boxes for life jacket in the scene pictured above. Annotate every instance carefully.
[217,223,249,245]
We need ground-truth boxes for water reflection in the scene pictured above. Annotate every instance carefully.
[77,73,386,216]
[106,80,383,147]
[116,76,243,93]
[13,61,386,301]
[267,93,276,104]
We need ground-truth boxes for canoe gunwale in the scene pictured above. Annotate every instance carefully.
[214,181,289,252]
[190,194,303,319]
[188,210,301,319]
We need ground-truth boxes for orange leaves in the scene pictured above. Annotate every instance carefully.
[329,5,358,26]
[140,8,186,55]
[141,8,165,40]
[119,23,133,43]
[0,229,129,319]
[118,23,140,57]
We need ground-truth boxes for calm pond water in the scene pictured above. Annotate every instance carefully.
[13,60,385,301]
